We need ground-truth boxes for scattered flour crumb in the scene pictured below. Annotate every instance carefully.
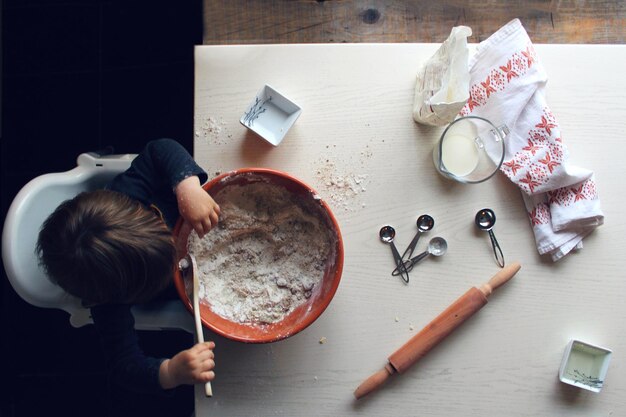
[395,316,400,322]
[319,337,327,344]
[196,115,232,145]
[315,159,369,212]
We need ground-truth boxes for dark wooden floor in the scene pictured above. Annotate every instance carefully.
[203,0,626,44]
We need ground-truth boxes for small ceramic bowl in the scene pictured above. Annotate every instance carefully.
[172,168,343,343]
[558,339,612,392]
[239,84,302,146]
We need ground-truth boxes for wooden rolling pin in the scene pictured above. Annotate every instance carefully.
[354,262,521,400]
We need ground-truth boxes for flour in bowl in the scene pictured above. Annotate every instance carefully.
[187,179,335,325]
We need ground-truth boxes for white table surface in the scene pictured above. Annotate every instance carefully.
[192,43,626,417]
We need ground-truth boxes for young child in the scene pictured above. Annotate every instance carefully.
[36,139,219,411]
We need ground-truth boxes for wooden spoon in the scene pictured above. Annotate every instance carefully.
[187,253,213,397]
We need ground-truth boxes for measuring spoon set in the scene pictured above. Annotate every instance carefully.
[380,214,444,284]
[380,208,505,283]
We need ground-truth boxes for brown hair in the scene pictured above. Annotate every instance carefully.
[36,190,176,306]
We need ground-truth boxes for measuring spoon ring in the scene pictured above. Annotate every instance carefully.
[393,237,448,276]
[379,225,410,283]
[475,208,505,268]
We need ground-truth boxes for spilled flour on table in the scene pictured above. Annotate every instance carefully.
[315,158,369,212]
[195,115,232,145]
[188,181,334,325]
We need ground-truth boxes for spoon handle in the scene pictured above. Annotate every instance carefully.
[390,243,410,283]
[189,254,213,397]
[488,230,505,268]
[392,250,429,276]
[408,250,430,267]
[391,259,413,276]
[401,232,421,261]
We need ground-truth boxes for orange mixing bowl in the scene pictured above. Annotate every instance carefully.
[172,168,344,343]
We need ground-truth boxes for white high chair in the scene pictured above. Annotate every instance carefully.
[2,151,193,332]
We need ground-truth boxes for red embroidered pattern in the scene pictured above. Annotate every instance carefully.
[480,76,496,98]
[538,152,558,174]
[529,179,598,229]
[546,179,598,206]
[522,139,541,156]
[460,45,537,117]
[499,61,519,82]
[536,115,557,136]
[528,202,550,225]
[499,108,565,194]
[519,172,541,193]
[521,47,535,68]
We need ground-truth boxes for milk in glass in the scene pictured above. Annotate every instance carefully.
[440,133,479,177]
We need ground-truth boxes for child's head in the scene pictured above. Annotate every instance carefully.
[37,190,176,306]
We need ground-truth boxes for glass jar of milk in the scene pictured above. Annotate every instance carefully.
[433,116,509,183]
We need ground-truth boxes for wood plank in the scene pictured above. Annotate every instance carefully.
[203,0,626,45]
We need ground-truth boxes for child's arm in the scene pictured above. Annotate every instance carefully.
[175,176,220,238]
[108,138,216,229]
[158,342,216,389]
[92,303,179,395]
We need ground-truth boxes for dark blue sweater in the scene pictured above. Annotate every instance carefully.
[91,139,207,395]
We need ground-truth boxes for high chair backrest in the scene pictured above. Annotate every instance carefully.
[2,152,193,332]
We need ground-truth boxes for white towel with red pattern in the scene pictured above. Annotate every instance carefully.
[460,19,604,261]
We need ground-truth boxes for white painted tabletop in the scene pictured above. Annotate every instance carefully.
[192,43,626,417]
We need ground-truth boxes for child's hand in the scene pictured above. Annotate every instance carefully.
[159,341,216,390]
[175,176,220,237]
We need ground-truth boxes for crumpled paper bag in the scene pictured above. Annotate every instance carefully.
[412,26,472,126]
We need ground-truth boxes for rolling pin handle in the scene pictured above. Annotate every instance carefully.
[479,261,521,298]
[353,363,396,400]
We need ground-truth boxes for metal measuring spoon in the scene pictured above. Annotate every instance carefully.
[393,237,448,276]
[401,214,435,261]
[475,208,505,268]
[379,225,410,283]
